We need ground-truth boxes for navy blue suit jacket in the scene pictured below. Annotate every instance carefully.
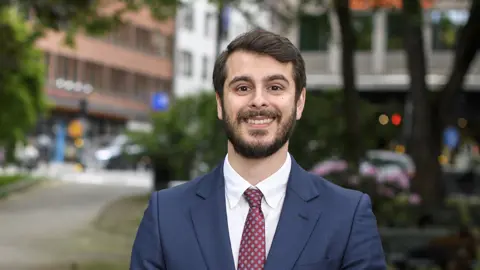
[130,158,387,269]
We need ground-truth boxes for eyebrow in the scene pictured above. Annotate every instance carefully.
[228,76,253,87]
[227,74,290,87]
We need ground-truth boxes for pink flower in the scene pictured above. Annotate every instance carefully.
[408,194,421,205]
[378,186,395,198]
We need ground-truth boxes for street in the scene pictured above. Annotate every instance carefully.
[31,163,153,188]
[0,168,151,269]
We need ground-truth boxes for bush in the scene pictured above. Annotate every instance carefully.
[324,171,423,227]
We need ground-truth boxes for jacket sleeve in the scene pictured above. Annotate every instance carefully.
[130,192,165,270]
[341,194,387,270]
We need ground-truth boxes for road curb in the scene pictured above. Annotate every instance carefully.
[0,177,46,199]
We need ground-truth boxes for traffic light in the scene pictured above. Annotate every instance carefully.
[378,114,389,125]
[79,99,88,117]
[391,113,402,126]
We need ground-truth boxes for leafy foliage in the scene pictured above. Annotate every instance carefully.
[129,92,225,180]
[289,91,382,170]
[130,91,395,180]
[0,7,48,145]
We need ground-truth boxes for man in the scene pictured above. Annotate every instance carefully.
[130,30,386,270]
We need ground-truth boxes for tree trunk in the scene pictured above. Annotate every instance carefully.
[334,0,362,167]
[428,0,480,200]
[152,156,171,191]
[402,0,444,206]
[438,0,480,126]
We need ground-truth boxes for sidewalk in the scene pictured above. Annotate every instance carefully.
[0,180,148,269]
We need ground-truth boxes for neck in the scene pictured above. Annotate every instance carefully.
[227,142,289,186]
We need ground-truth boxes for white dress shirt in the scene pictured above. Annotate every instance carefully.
[224,153,292,269]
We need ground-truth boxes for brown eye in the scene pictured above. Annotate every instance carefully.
[238,86,249,92]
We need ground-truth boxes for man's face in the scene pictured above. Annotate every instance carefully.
[216,50,306,159]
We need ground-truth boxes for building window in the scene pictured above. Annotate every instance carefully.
[136,27,152,53]
[205,12,213,36]
[134,74,151,101]
[386,12,403,50]
[71,59,78,81]
[108,24,132,47]
[111,69,128,94]
[298,13,329,51]
[85,62,103,90]
[154,78,168,92]
[134,27,172,58]
[353,12,372,51]
[179,51,193,76]
[183,6,194,30]
[202,55,209,80]
[151,31,168,57]
[55,55,76,80]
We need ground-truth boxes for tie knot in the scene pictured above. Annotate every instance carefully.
[243,188,263,208]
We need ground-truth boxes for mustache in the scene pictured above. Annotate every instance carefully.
[237,110,280,120]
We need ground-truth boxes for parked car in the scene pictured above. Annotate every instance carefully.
[94,134,151,170]
[15,142,39,170]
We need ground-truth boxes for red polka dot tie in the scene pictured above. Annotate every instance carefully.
[237,188,265,270]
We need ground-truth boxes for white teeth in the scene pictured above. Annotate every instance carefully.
[247,118,274,125]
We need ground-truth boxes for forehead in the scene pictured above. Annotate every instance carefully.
[225,51,294,82]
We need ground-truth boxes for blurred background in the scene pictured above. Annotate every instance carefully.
[0,0,479,269]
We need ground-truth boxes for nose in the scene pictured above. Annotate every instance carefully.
[250,89,268,108]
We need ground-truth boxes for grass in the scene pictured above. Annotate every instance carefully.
[76,261,130,270]
[92,193,149,236]
[0,174,28,188]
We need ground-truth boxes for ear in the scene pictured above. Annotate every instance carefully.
[295,88,306,120]
[216,92,223,120]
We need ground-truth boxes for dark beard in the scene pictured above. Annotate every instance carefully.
[221,106,296,159]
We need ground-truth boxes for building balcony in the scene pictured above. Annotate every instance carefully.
[36,31,172,79]
[302,50,480,90]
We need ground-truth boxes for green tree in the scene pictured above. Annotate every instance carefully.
[0,7,47,148]
[132,91,389,190]
[129,92,225,190]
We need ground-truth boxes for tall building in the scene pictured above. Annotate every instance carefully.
[34,2,174,161]
[173,0,282,97]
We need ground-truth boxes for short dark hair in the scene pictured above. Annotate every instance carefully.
[212,29,306,100]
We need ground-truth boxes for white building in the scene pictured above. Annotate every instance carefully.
[173,0,282,97]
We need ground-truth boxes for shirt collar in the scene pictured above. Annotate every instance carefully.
[224,153,291,209]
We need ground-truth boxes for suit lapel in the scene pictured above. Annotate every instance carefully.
[265,158,324,270]
[190,164,235,270]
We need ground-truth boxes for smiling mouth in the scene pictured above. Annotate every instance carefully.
[244,117,275,125]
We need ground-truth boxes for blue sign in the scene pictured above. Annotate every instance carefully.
[443,126,460,149]
[151,92,169,111]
